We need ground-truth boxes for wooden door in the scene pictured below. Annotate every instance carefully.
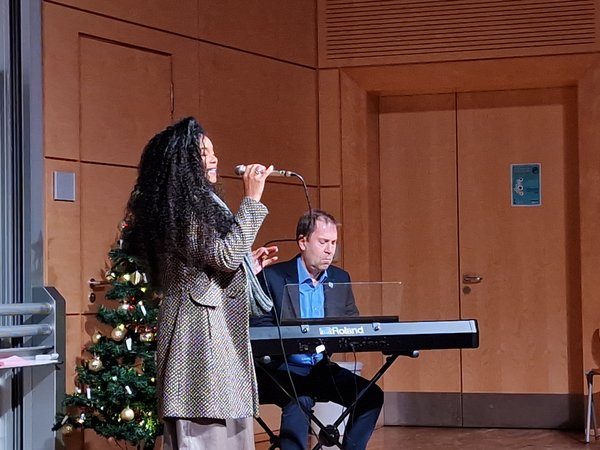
[379,94,462,392]
[379,87,579,427]
[457,88,581,426]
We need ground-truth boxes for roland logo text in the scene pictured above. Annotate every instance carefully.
[319,326,365,336]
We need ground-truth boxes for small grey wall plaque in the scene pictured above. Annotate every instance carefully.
[53,171,76,202]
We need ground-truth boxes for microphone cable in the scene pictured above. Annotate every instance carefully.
[288,172,312,214]
[233,165,312,213]
[251,168,333,441]
[256,251,322,444]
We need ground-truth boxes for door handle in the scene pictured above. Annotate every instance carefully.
[463,274,483,284]
[88,277,111,303]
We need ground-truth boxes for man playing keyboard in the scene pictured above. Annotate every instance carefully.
[252,209,384,450]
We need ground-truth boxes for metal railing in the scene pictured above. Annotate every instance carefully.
[0,302,54,345]
[0,286,66,450]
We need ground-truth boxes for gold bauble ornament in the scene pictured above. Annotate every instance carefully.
[60,423,74,435]
[139,332,154,343]
[120,273,131,283]
[111,325,126,341]
[88,357,103,372]
[91,332,102,344]
[120,407,135,422]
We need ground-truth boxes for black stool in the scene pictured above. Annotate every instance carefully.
[255,414,281,450]
[254,351,418,450]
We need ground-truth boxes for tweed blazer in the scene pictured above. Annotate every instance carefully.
[157,197,268,420]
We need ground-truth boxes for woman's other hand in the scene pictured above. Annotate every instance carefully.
[251,245,279,274]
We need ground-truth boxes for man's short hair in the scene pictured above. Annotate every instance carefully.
[296,209,338,241]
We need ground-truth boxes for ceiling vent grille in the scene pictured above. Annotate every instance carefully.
[321,0,597,64]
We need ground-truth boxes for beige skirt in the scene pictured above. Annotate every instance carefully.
[162,417,255,450]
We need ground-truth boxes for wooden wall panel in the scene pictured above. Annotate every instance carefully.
[43,6,79,160]
[198,0,317,67]
[340,73,381,283]
[45,160,81,314]
[319,187,342,219]
[319,187,343,262]
[49,0,317,67]
[47,0,199,37]
[318,69,342,187]
[339,72,382,381]
[65,315,84,392]
[379,94,462,392]
[197,42,319,186]
[43,2,200,161]
[341,54,599,96]
[80,164,137,314]
[79,38,172,165]
[578,63,600,379]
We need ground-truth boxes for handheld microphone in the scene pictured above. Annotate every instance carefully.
[234,164,296,177]
[234,164,311,211]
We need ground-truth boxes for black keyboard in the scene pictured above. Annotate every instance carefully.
[250,319,479,356]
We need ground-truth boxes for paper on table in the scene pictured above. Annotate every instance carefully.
[0,356,29,367]
[0,355,60,369]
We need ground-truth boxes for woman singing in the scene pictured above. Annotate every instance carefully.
[124,117,277,449]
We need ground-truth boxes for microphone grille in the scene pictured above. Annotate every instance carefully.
[234,165,246,176]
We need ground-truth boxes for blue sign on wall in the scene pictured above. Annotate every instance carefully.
[511,163,541,206]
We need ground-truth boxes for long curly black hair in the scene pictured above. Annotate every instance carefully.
[124,117,235,289]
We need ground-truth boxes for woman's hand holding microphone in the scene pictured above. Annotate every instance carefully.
[243,164,274,202]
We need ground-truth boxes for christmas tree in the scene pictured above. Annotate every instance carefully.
[53,224,162,449]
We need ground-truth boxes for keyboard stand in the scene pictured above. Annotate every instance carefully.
[256,350,419,450]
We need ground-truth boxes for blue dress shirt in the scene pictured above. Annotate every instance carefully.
[287,257,328,365]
